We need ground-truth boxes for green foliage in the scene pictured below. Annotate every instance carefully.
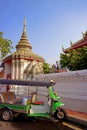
[0,32,13,57]
[43,62,50,74]
[60,46,87,71]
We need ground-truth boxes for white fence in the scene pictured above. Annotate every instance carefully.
[35,70,87,113]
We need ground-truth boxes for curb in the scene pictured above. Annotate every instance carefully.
[67,114,87,127]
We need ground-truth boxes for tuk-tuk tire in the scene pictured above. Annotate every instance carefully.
[54,108,67,121]
[1,108,13,121]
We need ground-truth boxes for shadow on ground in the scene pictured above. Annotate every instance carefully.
[0,115,73,130]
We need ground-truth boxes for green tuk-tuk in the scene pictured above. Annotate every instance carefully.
[0,79,67,121]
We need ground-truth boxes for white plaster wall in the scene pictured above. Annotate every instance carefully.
[4,62,11,78]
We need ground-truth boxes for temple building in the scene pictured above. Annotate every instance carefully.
[3,18,45,81]
[63,31,87,53]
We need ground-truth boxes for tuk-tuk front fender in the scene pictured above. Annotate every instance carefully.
[52,101,64,113]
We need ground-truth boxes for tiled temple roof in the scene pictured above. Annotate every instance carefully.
[63,31,87,53]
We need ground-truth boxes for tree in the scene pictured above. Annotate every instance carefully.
[43,62,50,74]
[60,46,87,71]
[0,32,13,57]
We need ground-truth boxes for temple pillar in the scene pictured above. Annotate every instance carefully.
[11,60,15,79]
[19,59,24,80]
[15,60,19,80]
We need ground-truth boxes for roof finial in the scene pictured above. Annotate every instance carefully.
[62,45,64,52]
[85,30,87,35]
[70,40,72,46]
[82,32,85,38]
[23,16,26,33]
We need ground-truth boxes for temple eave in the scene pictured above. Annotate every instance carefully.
[4,51,44,62]
[63,31,87,53]
[4,56,44,63]
[64,44,87,53]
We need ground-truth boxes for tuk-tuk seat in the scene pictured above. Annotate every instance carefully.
[0,92,21,104]
[32,101,44,105]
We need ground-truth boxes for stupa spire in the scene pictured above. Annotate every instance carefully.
[23,16,26,33]
[16,17,32,50]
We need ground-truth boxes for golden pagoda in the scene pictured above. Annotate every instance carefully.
[4,17,44,80]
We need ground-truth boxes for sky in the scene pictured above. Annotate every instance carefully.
[0,0,87,65]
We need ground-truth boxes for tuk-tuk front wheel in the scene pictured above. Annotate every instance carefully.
[1,108,13,121]
[54,108,67,121]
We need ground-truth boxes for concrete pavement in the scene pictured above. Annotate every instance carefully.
[66,109,87,127]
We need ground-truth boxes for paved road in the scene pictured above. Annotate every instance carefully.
[0,115,86,130]
[0,116,73,130]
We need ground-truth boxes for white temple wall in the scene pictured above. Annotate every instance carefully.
[4,62,11,79]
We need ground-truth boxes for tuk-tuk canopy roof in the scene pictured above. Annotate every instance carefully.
[0,79,55,87]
